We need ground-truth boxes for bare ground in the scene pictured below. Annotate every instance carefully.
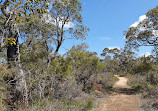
[96,75,141,111]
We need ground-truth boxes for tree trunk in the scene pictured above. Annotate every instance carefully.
[1,0,28,108]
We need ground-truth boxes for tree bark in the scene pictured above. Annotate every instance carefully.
[1,0,28,108]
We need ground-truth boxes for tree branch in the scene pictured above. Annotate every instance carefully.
[1,0,10,18]
[1,13,12,48]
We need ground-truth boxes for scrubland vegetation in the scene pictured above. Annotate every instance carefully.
[127,56,158,111]
[0,0,157,111]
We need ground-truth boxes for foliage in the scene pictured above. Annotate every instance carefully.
[83,98,94,111]
[125,6,158,53]
[124,8,158,111]
[0,0,157,110]
[0,41,115,110]
[0,78,6,110]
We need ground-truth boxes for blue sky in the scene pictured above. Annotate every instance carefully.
[59,0,158,57]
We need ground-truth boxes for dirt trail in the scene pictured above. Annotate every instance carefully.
[96,75,141,111]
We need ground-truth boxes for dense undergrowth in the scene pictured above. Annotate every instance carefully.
[0,0,158,110]
[127,59,158,111]
[0,43,116,110]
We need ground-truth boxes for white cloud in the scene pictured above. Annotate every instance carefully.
[99,37,111,40]
[123,36,126,39]
[108,46,120,50]
[130,15,147,27]
[59,21,74,28]
[43,14,74,29]
[152,30,158,37]
[141,52,151,57]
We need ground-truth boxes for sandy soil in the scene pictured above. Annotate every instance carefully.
[113,75,130,88]
[96,75,141,111]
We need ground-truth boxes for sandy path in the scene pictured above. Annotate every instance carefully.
[96,75,141,111]
[113,75,130,88]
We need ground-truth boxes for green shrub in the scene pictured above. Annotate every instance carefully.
[130,83,146,92]
[83,98,94,111]
[0,78,6,110]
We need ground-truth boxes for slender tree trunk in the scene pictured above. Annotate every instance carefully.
[1,0,28,108]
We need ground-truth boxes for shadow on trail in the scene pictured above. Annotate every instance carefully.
[96,75,141,111]
[111,88,136,95]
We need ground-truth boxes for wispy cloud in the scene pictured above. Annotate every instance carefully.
[99,37,111,40]
[108,46,120,50]
[130,15,147,27]
[141,52,151,57]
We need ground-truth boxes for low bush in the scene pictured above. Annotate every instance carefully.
[141,87,158,111]
[83,98,94,111]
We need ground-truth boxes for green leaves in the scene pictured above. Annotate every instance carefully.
[101,47,120,58]
[125,6,158,52]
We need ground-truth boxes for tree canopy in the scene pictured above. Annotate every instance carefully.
[125,6,158,55]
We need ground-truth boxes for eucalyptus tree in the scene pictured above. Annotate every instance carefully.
[117,49,136,74]
[66,43,102,91]
[125,6,158,52]
[44,0,89,67]
[0,0,49,106]
[0,0,89,108]
[101,48,120,74]
[101,48,120,58]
